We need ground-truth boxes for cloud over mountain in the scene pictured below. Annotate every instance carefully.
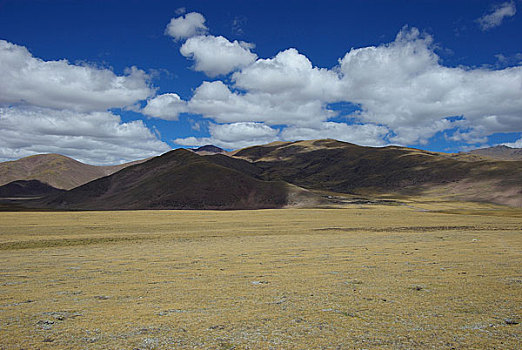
[2,5,521,163]
[0,40,169,164]
[165,24,522,149]
[337,27,522,144]
[175,122,279,149]
[0,106,170,165]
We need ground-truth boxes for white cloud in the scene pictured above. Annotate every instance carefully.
[0,39,172,164]
[174,122,279,149]
[448,126,489,145]
[232,48,342,101]
[502,138,522,148]
[165,12,208,41]
[188,81,333,126]
[180,35,257,77]
[209,122,278,142]
[142,93,187,120]
[0,40,154,112]
[477,1,516,30]
[0,106,170,165]
[281,122,389,147]
[181,27,522,149]
[391,119,458,145]
[337,27,522,144]
[174,120,388,150]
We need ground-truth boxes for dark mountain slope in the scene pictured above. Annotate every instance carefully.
[204,154,264,179]
[0,180,65,198]
[233,139,522,206]
[42,149,289,210]
[0,154,147,190]
[233,139,463,191]
[4,139,520,210]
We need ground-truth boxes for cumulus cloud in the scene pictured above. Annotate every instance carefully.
[501,137,522,148]
[174,122,279,149]
[0,40,154,112]
[165,12,208,40]
[0,39,170,163]
[448,125,489,145]
[209,122,278,143]
[337,27,522,144]
[173,120,389,149]
[232,48,342,100]
[188,80,333,126]
[180,35,257,77]
[142,93,187,120]
[477,1,516,30]
[0,106,170,165]
[281,122,389,147]
[180,27,522,149]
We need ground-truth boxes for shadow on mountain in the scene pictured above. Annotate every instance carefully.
[0,179,65,198]
[38,149,289,210]
[233,139,522,207]
[3,139,521,210]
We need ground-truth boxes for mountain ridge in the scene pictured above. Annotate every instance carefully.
[40,149,290,210]
[0,154,148,190]
[231,139,522,207]
[1,139,521,209]
[466,145,522,161]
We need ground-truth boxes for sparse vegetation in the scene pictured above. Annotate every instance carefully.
[0,203,520,348]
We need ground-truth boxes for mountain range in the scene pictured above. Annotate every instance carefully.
[0,153,147,190]
[467,145,522,161]
[0,140,520,209]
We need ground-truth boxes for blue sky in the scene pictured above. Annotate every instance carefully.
[0,0,521,164]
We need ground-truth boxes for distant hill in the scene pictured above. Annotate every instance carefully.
[0,154,147,190]
[466,145,522,161]
[232,139,522,207]
[193,145,225,155]
[4,139,522,210]
[0,180,64,198]
[40,149,289,210]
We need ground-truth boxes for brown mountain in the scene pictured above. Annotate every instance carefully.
[193,145,225,155]
[466,145,522,161]
[0,180,64,198]
[5,139,522,210]
[0,154,147,190]
[232,139,522,207]
[40,149,289,210]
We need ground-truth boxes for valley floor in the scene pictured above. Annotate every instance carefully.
[0,204,521,349]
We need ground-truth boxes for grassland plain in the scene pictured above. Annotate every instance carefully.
[0,204,521,349]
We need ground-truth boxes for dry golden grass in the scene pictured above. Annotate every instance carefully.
[0,203,521,349]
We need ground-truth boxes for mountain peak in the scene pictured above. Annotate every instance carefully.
[193,145,225,154]
[0,153,148,189]
[468,145,522,161]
